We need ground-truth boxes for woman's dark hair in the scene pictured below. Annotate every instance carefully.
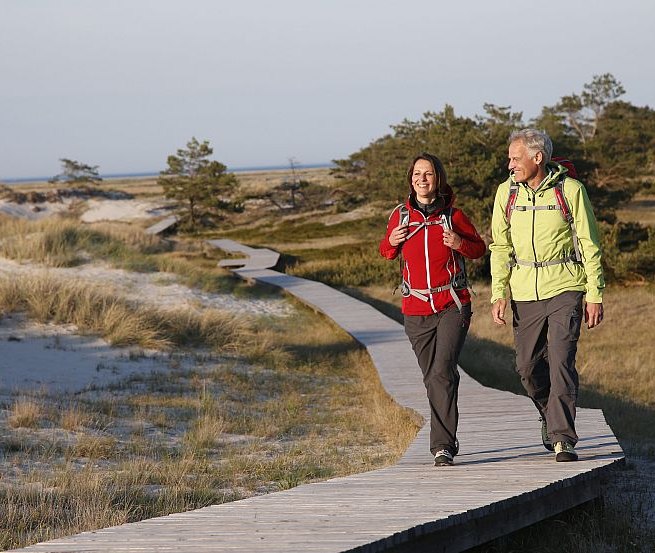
[406,152,448,196]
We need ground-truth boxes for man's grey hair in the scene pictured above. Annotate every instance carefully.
[509,128,553,163]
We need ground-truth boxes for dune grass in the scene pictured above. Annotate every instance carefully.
[7,398,42,429]
[0,217,169,267]
[0,216,276,302]
[0,274,247,351]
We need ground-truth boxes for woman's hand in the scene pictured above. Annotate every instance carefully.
[443,229,462,250]
[389,224,409,247]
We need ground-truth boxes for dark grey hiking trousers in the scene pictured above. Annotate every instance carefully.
[404,304,472,456]
[511,291,584,446]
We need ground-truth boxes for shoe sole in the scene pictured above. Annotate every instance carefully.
[555,453,578,462]
[434,460,454,466]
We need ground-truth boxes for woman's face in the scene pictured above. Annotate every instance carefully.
[411,159,438,203]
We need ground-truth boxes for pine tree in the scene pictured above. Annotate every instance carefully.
[158,138,238,229]
[50,158,102,185]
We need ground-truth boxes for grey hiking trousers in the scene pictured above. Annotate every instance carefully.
[404,304,472,456]
[511,291,584,446]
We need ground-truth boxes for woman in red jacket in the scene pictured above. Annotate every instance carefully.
[380,152,486,466]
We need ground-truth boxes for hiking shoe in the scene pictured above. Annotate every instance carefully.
[539,417,554,451]
[554,441,578,462]
[434,449,454,466]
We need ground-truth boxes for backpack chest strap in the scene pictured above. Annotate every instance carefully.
[509,252,580,269]
[513,204,562,212]
[405,218,448,241]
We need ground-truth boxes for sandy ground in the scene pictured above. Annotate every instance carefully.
[0,314,168,393]
[0,196,174,223]
[81,198,174,223]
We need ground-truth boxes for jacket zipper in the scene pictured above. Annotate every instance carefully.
[421,211,437,313]
[530,190,539,300]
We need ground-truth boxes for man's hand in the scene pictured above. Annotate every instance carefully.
[585,302,603,329]
[492,298,507,326]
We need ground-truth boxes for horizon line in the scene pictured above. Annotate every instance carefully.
[1,162,336,184]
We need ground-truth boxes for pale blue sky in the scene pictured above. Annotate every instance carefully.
[1,0,653,179]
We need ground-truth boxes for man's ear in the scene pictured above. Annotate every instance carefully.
[534,151,543,165]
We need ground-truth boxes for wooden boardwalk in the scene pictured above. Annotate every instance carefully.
[9,240,624,553]
[144,215,178,235]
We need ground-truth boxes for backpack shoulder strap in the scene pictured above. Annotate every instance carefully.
[505,182,520,223]
[398,203,409,225]
[553,178,582,262]
[553,179,571,221]
[445,207,470,296]
[389,203,407,222]
[441,206,453,230]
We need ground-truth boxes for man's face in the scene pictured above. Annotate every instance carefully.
[508,140,540,183]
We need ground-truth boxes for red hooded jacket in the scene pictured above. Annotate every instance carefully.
[379,184,486,315]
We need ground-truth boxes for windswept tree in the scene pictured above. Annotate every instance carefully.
[49,158,102,185]
[533,73,654,219]
[158,137,239,229]
[535,73,625,156]
[265,158,306,210]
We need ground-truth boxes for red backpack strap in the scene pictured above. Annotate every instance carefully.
[505,183,519,222]
[552,181,570,222]
[553,179,582,263]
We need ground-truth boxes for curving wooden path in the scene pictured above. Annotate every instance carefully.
[8,239,624,553]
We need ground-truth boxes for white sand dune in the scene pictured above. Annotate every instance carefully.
[0,314,168,393]
[81,199,174,223]
[0,199,71,220]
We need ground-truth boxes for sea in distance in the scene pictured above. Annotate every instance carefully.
[2,162,334,184]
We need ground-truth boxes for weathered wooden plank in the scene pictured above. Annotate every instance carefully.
[144,215,178,235]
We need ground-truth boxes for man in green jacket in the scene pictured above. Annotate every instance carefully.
[489,128,604,462]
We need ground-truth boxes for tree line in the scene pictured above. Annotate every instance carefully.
[331,73,655,282]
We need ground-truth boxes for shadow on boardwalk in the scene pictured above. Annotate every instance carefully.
[8,240,624,553]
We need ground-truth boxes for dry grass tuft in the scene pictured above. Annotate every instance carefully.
[183,414,226,451]
[60,406,92,432]
[0,216,169,268]
[8,398,42,429]
[70,435,118,460]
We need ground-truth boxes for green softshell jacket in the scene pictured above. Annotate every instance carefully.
[489,162,605,304]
